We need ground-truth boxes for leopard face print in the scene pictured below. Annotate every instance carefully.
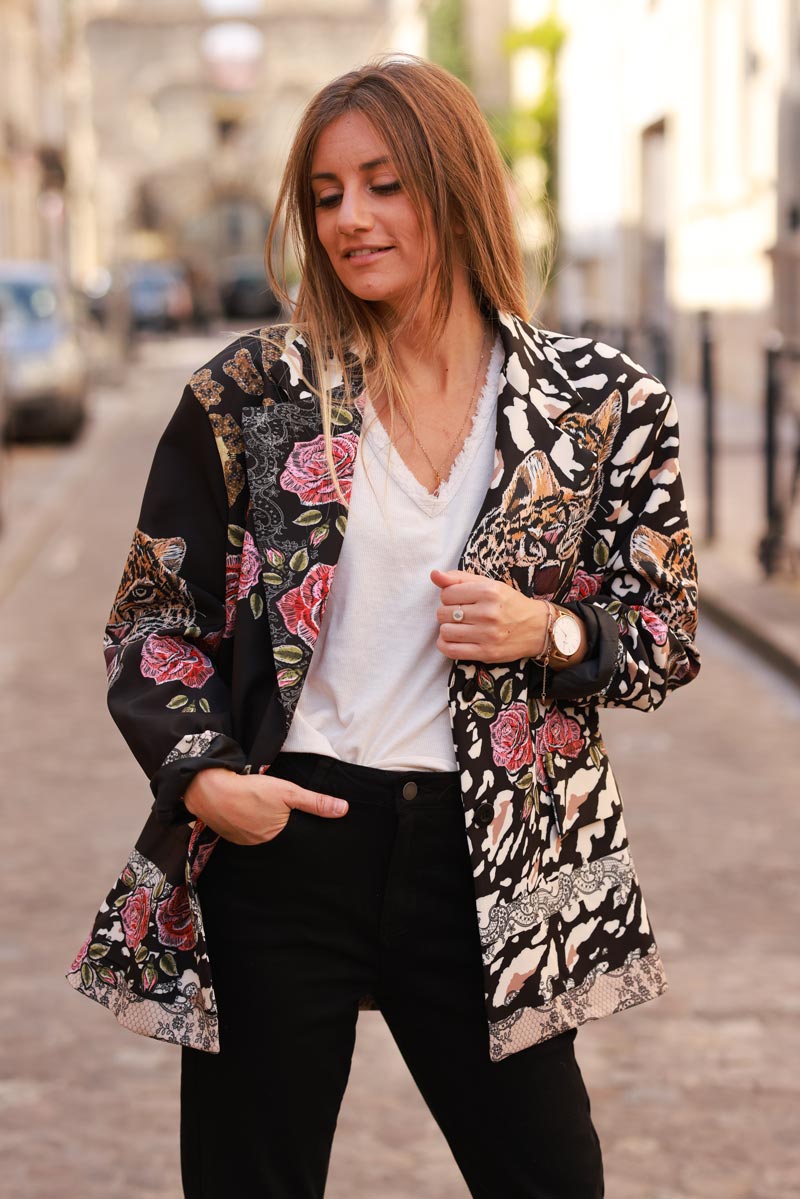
[104,529,193,649]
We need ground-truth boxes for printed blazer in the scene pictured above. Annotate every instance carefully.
[67,311,701,1061]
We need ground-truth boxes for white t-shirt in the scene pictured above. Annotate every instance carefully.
[281,334,504,771]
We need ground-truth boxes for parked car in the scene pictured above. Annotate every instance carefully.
[127,260,194,332]
[0,260,89,441]
[217,256,282,320]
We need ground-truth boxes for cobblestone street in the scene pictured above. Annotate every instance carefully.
[1,332,798,1199]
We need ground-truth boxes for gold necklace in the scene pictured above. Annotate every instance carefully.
[400,325,491,494]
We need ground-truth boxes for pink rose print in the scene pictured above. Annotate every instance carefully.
[190,837,219,885]
[276,562,335,648]
[223,535,263,638]
[120,887,151,951]
[566,570,603,602]
[280,432,359,506]
[70,935,91,973]
[237,531,262,600]
[632,605,669,646]
[140,634,214,688]
[536,708,584,760]
[155,886,195,951]
[489,703,534,772]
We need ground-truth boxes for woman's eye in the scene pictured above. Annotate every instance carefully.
[314,181,401,209]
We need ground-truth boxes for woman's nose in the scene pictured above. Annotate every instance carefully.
[336,187,373,234]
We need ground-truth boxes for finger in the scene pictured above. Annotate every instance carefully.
[436,581,485,605]
[286,782,348,818]
[436,604,476,625]
[437,640,485,659]
[430,567,488,592]
[430,567,468,585]
[440,621,479,641]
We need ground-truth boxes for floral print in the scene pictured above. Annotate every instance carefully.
[275,561,335,649]
[140,634,214,688]
[279,431,359,506]
[489,703,534,771]
[120,886,151,950]
[536,708,584,759]
[237,530,262,599]
[155,886,195,950]
[566,569,603,601]
[631,605,669,646]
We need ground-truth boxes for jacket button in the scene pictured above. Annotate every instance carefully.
[402,781,418,800]
[474,800,494,826]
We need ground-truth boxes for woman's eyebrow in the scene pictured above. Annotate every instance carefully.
[310,156,392,182]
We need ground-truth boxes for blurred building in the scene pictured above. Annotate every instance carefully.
[547,0,800,405]
[461,0,558,318]
[71,0,425,287]
[0,0,69,269]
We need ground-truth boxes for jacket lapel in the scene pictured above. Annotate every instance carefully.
[242,331,364,727]
[459,312,599,600]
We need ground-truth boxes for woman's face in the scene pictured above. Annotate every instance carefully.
[310,111,434,311]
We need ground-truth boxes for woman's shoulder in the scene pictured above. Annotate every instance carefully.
[525,321,672,418]
[183,324,299,417]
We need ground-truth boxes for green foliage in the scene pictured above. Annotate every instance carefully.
[500,6,567,202]
[427,0,471,86]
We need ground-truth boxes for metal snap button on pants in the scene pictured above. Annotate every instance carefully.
[181,750,604,1199]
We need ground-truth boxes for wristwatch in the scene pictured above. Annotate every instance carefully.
[548,607,583,663]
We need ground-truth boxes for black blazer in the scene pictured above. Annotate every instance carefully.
[68,312,700,1060]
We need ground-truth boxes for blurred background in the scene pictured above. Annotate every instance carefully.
[1,2,798,1198]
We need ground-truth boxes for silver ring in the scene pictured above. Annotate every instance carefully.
[452,607,465,623]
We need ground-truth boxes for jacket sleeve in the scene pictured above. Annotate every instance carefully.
[547,384,701,711]
[103,381,247,825]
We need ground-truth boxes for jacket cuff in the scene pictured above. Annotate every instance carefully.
[543,600,620,702]
[149,731,249,825]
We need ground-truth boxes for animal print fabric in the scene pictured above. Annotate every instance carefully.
[67,313,700,1057]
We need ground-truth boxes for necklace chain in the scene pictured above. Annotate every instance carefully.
[399,325,492,494]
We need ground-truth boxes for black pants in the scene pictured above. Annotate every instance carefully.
[181,751,604,1198]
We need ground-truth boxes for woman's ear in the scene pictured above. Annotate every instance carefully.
[453,219,466,237]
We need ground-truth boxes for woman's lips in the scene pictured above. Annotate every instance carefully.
[343,246,394,264]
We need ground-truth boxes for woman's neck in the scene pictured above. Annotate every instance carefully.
[390,275,489,408]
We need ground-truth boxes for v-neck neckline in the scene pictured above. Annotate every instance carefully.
[361,335,502,516]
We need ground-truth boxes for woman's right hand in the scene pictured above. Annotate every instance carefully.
[184,767,348,845]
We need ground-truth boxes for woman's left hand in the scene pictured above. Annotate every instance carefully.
[431,568,549,663]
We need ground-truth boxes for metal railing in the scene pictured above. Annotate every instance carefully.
[576,320,671,387]
[758,336,800,577]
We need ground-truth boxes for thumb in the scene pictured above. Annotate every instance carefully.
[287,782,348,819]
[430,567,464,586]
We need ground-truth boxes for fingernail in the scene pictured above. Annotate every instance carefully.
[332,798,348,814]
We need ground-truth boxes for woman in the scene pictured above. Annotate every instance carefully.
[68,56,701,1198]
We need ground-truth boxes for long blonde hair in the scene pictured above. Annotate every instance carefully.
[264,54,532,505]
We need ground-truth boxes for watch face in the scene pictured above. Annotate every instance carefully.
[553,613,581,657]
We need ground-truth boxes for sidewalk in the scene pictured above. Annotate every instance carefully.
[674,383,800,687]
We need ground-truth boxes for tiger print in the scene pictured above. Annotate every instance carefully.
[104,529,193,649]
[630,525,698,637]
[463,390,622,599]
